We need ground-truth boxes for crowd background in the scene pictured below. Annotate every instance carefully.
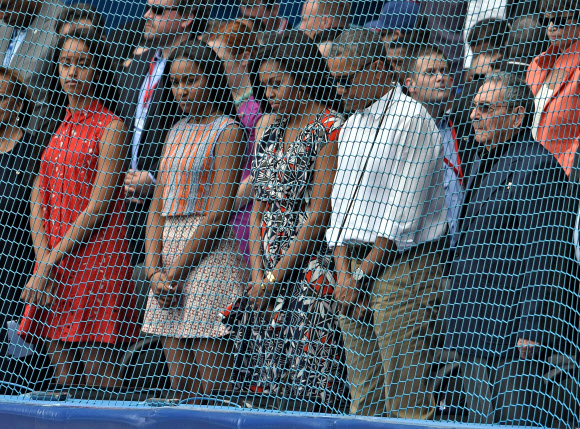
[0,0,577,427]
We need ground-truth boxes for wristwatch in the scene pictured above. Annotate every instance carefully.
[352,267,366,284]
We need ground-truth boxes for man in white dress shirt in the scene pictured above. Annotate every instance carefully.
[327,28,448,419]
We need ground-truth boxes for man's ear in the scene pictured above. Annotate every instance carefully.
[241,50,252,67]
[512,105,525,129]
[180,15,194,30]
[404,76,415,94]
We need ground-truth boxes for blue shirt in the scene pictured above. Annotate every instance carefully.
[437,117,465,248]
[3,29,26,68]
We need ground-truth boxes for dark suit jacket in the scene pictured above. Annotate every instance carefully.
[445,129,575,359]
[114,49,184,264]
[106,18,145,68]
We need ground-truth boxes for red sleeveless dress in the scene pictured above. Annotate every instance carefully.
[19,100,139,344]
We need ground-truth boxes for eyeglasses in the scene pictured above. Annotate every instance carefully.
[472,101,510,115]
[546,14,577,28]
[147,4,179,16]
[331,59,375,89]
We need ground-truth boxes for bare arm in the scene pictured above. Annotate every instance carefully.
[143,174,166,279]
[233,176,253,212]
[248,199,267,285]
[29,175,50,263]
[247,114,277,285]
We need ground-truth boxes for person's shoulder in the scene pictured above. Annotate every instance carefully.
[216,115,243,132]
[318,109,346,130]
[512,136,567,181]
[255,113,278,130]
[396,89,434,121]
[95,104,127,133]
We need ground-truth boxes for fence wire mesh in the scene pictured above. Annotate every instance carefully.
[0,0,577,426]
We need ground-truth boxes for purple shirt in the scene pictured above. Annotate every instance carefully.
[232,96,262,265]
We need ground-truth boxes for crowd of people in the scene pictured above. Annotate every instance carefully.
[0,0,577,426]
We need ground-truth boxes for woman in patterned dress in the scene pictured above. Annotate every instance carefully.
[222,31,349,411]
[141,42,247,400]
[19,29,139,388]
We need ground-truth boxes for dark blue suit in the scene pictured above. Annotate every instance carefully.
[444,129,573,359]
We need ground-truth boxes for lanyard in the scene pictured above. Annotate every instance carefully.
[443,119,464,187]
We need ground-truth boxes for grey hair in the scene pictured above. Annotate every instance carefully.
[328,27,388,63]
[483,72,535,127]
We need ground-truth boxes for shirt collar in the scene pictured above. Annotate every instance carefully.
[364,85,401,118]
[65,99,103,122]
[153,49,164,63]
[437,115,451,131]
[536,39,580,70]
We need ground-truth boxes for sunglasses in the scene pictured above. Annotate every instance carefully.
[147,4,179,16]
[331,59,375,89]
[546,14,578,28]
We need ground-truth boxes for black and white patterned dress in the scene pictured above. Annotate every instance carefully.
[222,109,349,411]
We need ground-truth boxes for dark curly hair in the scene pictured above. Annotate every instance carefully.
[249,29,344,114]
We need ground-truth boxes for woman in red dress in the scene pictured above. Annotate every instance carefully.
[19,29,139,388]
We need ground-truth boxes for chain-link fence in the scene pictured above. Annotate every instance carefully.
[0,0,577,427]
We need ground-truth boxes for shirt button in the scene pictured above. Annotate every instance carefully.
[15,171,19,175]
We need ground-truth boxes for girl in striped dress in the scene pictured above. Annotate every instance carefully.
[141,42,248,400]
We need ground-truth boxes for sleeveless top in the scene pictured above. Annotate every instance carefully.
[160,115,238,217]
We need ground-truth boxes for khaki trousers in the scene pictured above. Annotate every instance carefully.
[339,241,444,419]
